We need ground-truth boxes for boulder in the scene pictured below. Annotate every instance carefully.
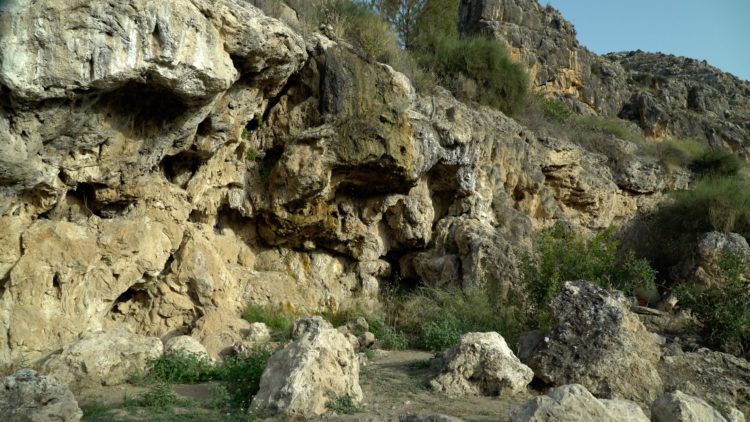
[430,332,532,397]
[511,384,649,422]
[0,369,83,422]
[42,328,162,389]
[671,232,750,288]
[251,322,362,417]
[291,316,334,339]
[163,335,210,359]
[519,281,663,404]
[652,391,730,422]
[232,322,274,356]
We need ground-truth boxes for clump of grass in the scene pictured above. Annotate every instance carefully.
[654,137,707,169]
[325,392,362,414]
[213,348,273,409]
[369,318,409,350]
[246,148,258,161]
[140,384,180,410]
[242,303,297,341]
[690,148,744,177]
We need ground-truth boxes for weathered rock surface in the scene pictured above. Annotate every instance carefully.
[41,328,162,389]
[163,335,210,359]
[671,232,750,287]
[519,281,663,404]
[652,390,732,422]
[511,384,649,422]
[251,320,362,417]
[431,332,532,397]
[0,369,83,422]
[660,347,750,416]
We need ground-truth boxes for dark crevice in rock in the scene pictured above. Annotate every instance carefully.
[161,150,207,188]
[64,182,133,219]
[52,273,62,300]
[95,82,190,137]
[110,282,152,317]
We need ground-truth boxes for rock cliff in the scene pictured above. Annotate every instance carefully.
[459,0,750,150]
[0,0,739,369]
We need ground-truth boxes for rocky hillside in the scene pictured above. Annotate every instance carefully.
[460,0,750,151]
[1,0,749,420]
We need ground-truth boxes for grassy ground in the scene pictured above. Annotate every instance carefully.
[78,350,533,421]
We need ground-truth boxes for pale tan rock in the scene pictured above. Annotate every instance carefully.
[511,384,649,422]
[431,332,533,397]
[42,328,162,390]
[652,391,730,422]
[191,308,251,357]
[251,323,362,417]
[0,369,83,422]
[163,336,210,360]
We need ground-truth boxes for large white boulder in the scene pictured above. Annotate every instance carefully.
[251,317,362,417]
[652,390,737,422]
[42,328,162,389]
[430,332,533,397]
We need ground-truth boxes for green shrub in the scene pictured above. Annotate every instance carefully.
[140,384,180,410]
[214,347,273,409]
[521,225,657,316]
[369,318,409,350]
[413,33,528,115]
[146,349,215,384]
[676,251,750,357]
[539,96,573,122]
[246,148,258,161]
[241,128,249,140]
[690,148,744,177]
[654,137,707,169]
[325,392,362,414]
[637,175,750,274]
[573,115,644,144]
[243,303,297,341]
[390,287,527,352]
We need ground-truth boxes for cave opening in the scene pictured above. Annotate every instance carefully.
[96,82,190,137]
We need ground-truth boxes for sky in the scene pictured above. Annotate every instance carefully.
[545,0,750,82]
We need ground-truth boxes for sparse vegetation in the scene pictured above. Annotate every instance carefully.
[414,33,529,115]
[146,349,215,384]
[521,225,657,325]
[246,148,258,161]
[690,148,744,177]
[326,392,362,414]
[242,303,297,341]
[676,251,750,357]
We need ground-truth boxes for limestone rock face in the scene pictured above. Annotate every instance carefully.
[519,281,663,405]
[652,391,731,422]
[430,332,533,397]
[0,369,83,422]
[511,384,649,422]
[41,328,163,390]
[251,321,362,417]
[671,232,750,287]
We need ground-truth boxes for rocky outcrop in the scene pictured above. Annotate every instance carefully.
[430,332,532,397]
[511,384,649,422]
[0,369,83,422]
[459,1,750,150]
[652,391,735,422]
[41,328,162,390]
[660,347,750,416]
[671,232,750,287]
[519,281,663,404]
[251,318,362,417]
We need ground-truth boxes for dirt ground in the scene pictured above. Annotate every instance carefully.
[76,349,535,421]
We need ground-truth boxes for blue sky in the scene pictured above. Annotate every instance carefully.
[545,0,750,81]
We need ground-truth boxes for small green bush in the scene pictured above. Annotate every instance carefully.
[242,303,297,341]
[690,148,744,177]
[369,318,409,350]
[521,225,657,316]
[539,96,573,122]
[419,318,462,352]
[325,392,362,414]
[214,348,273,409]
[676,251,750,357]
[146,349,215,384]
[246,148,258,161]
[573,115,644,144]
[140,384,180,410]
[654,137,707,169]
[414,33,528,115]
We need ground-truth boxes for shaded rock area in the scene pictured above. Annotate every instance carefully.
[41,329,162,390]
[431,332,532,397]
[0,369,83,422]
[511,384,649,422]
[251,317,362,417]
[519,281,663,405]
